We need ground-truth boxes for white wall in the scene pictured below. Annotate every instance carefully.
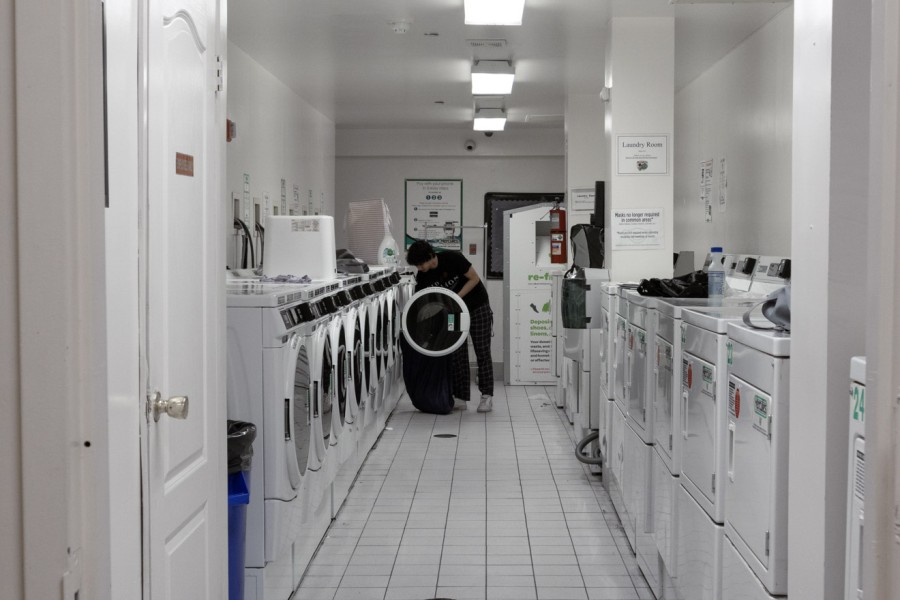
[226,42,336,268]
[104,1,142,598]
[335,128,565,364]
[566,93,608,235]
[0,0,23,595]
[674,7,793,266]
[606,18,674,282]
[790,1,870,597]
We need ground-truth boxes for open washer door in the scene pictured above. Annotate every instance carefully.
[401,287,471,357]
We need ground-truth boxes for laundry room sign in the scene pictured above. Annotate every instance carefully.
[617,135,668,175]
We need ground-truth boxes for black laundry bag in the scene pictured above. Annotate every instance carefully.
[638,270,709,298]
[399,336,454,415]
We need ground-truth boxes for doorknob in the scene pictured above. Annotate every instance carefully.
[150,391,190,422]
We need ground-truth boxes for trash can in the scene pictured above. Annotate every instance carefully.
[227,420,256,600]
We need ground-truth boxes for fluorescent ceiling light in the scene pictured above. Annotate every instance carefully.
[473,108,507,131]
[464,0,525,26]
[471,61,515,95]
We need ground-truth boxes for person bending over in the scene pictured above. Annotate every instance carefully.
[406,240,493,413]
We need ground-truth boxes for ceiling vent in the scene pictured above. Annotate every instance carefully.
[525,114,564,124]
[466,39,507,49]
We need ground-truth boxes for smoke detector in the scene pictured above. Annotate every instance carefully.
[389,19,412,34]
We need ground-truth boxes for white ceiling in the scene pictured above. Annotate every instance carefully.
[228,0,790,130]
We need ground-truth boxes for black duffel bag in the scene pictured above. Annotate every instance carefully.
[638,270,709,298]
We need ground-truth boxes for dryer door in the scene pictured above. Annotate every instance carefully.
[284,335,313,490]
[401,287,470,357]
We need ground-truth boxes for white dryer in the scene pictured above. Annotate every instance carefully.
[674,304,764,600]
[652,296,760,591]
[401,286,471,356]
[597,282,620,464]
[226,281,334,600]
[722,322,790,598]
[845,356,866,600]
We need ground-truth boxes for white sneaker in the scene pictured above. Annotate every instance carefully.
[453,398,468,411]
[477,395,493,413]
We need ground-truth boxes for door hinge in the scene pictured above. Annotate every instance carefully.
[765,531,770,556]
[768,415,773,440]
[669,433,673,452]
[712,473,716,493]
[216,55,224,93]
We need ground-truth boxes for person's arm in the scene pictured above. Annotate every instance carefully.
[457,266,480,299]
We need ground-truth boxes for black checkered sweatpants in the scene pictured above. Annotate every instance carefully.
[451,303,493,401]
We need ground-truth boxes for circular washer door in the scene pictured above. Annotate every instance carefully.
[335,324,348,428]
[319,332,333,446]
[352,315,363,407]
[401,287,470,357]
[285,335,312,490]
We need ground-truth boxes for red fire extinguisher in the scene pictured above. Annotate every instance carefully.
[550,204,567,264]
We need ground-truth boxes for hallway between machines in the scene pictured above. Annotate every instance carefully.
[293,384,652,600]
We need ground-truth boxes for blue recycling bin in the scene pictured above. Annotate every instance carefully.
[228,470,250,600]
[227,420,256,600]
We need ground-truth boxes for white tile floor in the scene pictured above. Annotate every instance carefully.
[293,384,651,600]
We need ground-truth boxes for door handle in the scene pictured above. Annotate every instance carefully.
[150,392,189,422]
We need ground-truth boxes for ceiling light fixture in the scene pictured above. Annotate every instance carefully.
[464,0,524,26]
[473,108,507,131]
[471,60,515,95]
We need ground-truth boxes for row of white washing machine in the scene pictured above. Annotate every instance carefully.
[226,266,416,600]
[567,254,793,599]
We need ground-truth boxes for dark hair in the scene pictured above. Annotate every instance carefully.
[406,240,436,266]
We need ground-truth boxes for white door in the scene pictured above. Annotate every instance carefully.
[144,0,226,598]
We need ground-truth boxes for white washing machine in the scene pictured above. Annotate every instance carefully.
[722,322,790,598]
[674,304,761,600]
[306,284,343,504]
[226,281,335,600]
[329,277,368,515]
[845,356,866,600]
[358,273,388,456]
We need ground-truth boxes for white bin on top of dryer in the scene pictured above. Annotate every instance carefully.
[723,322,790,597]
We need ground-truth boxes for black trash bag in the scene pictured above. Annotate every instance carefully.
[399,336,454,415]
[638,270,709,298]
[227,420,257,474]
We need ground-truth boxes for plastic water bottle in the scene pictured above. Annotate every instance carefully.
[707,246,725,303]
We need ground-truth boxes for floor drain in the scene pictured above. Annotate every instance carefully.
[433,433,457,438]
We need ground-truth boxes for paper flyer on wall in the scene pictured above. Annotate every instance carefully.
[718,157,728,213]
[700,159,713,222]
[611,208,664,249]
[405,179,463,251]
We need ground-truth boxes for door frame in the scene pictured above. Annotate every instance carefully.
[11,0,111,598]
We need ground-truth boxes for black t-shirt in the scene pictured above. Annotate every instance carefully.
[414,251,489,311]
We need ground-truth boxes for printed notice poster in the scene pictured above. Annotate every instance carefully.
[617,135,668,175]
[700,159,713,223]
[718,157,728,213]
[405,179,463,251]
[611,208,664,249]
[570,188,595,211]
